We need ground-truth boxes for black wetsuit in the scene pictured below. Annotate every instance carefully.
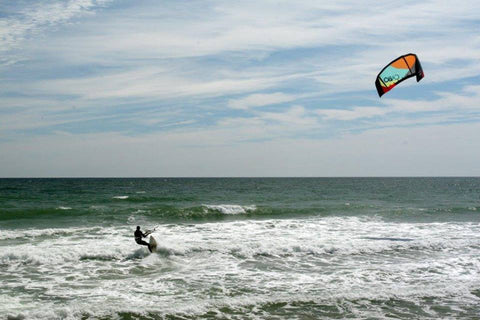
[134,229,152,252]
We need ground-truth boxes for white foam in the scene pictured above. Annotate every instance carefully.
[0,227,98,240]
[56,206,72,210]
[203,204,256,215]
[113,196,129,199]
[2,218,480,319]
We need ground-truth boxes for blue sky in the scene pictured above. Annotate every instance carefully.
[1,0,480,177]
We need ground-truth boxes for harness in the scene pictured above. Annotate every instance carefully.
[134,230,143,243]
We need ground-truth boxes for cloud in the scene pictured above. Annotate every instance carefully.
[1,0,480,176]
[0,0,112,66]
[315,84,480,122]
[227,93,296,109]
[15,66,312,103]
[29,0,479,62]
[317,107,386,121]
[2,121,480,177]
[258,105,318,127]
[4,0,480,100]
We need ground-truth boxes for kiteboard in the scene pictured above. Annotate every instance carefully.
[149,236,157,252]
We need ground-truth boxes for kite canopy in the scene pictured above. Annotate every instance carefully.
[375,53,424,97]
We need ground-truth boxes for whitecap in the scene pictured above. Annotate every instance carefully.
[113,196,129,199]
[203,204,256,215]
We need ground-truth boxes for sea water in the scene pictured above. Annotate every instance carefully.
[1,178,479,319]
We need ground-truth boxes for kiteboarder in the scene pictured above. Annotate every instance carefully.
[134,226,152,252]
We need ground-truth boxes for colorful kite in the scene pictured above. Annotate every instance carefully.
[375,53,424,97]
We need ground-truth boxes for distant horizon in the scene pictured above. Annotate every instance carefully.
[2,176,479,179]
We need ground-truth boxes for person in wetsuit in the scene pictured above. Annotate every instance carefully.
[134,226,152,252]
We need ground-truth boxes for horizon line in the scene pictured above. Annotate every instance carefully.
[1,176,479,179]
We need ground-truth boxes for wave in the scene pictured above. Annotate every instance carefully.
[139,204,332,222]
[120,195,198,203]
[0,207,90,222]
[5,286,480,320]
[224,237,480,260]
[3,222,478,266]
[0,203,323,223]
[79,254,120,262]
[0,244,124,266]
[0,226,104,241]
[202,204,256,215]
[2,201,479,224]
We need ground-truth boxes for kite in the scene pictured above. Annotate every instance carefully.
[375,53,424,97]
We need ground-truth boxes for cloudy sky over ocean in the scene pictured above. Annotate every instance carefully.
[1,0,479,177]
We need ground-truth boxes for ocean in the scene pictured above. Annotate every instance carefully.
[1,178,479,319]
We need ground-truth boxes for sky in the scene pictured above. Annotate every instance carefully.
[1,0,480,177]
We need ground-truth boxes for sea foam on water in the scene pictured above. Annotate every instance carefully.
[1,178,480,318]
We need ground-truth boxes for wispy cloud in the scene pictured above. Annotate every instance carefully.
[317,107,386,121]
[227,93,296,110]
[315,84,480,122]
[0,0,112,66]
